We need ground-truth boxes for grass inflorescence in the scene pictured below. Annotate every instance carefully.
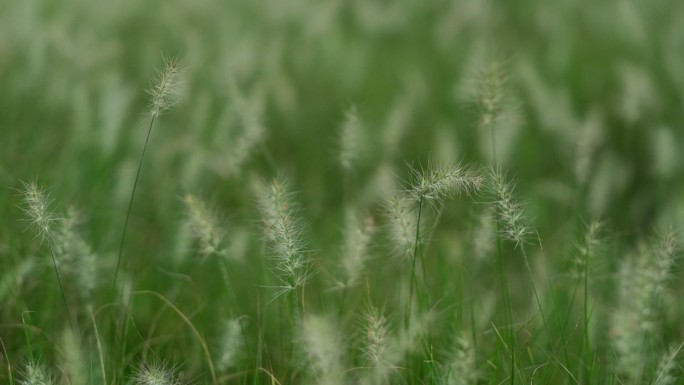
[3,2,684,385]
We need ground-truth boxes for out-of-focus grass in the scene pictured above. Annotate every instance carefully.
[2,1,684,384]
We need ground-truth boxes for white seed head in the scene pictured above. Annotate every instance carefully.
[653,344,683,385]
[301,315,343,378]
[258,177,311,295]
[488,168,532,249]
[383,194,417,260]
[443,333,478,385]
[338,211,376,289]
[339,105,366,173]
[217,318,245,372]
[59,328,86,385]
[19,180,60,242]
[135,361,182,385]
[148,56,182,116]
[408,159,484,206]
[183,194,226,258]
[18,360,53,385]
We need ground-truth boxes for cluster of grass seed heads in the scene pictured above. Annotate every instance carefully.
[258,177,311,296]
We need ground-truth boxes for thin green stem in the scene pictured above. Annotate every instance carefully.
[495,223,515,385]
[47,239,74,330]
[406,195,424,328]
[490,121,498,167]
[582,237,591,383]
[112,114,157,292]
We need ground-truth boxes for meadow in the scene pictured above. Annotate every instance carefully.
[2,0,684,384]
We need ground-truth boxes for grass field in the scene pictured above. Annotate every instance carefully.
[2,0,684,384]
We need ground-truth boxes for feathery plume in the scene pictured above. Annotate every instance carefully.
[183,194,226,258]
[18,360,53,385]
[488,168,532,249]
[442,333,478,385]
[59,328,86,385]
[301,315,344,384]
[19,180,60,242]
[339,105,366,173]
[216,318,245,372]
[383,194,417,260]
[135,361,182,385]
[148,56,182,117]
[337,211,376,289]
[408,159,484,207]
[258,177,311,296]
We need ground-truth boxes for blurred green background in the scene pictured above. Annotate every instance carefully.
[2,0,684,383]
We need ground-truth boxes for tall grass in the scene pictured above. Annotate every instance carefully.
[2,1,684,384]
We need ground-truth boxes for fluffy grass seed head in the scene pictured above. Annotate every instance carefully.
[53,207,98,300]
[612,230,678,381]
[18,180,60,242]
[337,211,376,289]
[148,56,182,117]
[258,177,311,296]
[383,194,417,260]
[360,304,394,383]
[300,315,344,383]
[183,194,226,258]
[653,343,683,385]
[135,361,182,385]
[408,159,484,207]
[59,328,86,385]
[214,84,267,178]
[442,333,478,385]
[339,105,366,173]
[216,318,245,372]
[18,360,53,385]
[487,168,533,249]
[460,54,513,129]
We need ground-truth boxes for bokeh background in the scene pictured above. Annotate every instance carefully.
[2,0,684,384]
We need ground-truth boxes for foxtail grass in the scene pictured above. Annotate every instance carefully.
[112,56,182,291]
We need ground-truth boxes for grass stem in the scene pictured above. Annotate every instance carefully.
[112,114,157,292]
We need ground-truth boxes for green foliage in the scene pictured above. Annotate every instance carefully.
[2,0,684,384]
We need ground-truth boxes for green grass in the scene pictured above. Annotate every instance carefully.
[2,0,684,384]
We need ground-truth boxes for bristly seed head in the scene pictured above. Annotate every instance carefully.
[183,193,226,258]
[257,177,312,297]
[408,159,484,207]
[148,56,182,117]
[18,360,53,385]
[19,180,60,242]
[488,167,533,249]
[135,361,182,385]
